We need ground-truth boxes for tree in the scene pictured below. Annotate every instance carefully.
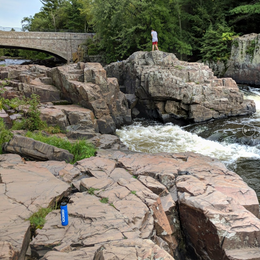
[90,0,192,63]
[229,0,260,34]
[40,0,65,31]
[200,22,235,62]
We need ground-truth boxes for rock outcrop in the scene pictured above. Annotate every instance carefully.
[0,63,131,135]
[210,33,260,86]
[2,150,260,260]
[105,51,255,123]
[48,62,131,133]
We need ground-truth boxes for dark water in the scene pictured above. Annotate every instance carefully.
[117,86,260,200]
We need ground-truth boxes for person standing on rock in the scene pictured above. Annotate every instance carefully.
[151,29,159,51]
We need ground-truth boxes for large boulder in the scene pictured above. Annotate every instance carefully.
[3,135,74,162]
[39,104,99,133]
[48,62,131,134]
[105,51,255,123]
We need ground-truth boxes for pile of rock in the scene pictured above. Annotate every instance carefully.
[0,62,131,135]
[105,51,255,123]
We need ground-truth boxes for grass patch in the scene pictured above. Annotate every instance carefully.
[27,207,52,229]
[130,190,137,195]
[87,187,99,195]
[0,118,13,154]
[100,197,109,204]
[25,132,96,163]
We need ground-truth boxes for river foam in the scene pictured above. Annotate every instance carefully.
[116,121,260,163]
[117,87,260,164]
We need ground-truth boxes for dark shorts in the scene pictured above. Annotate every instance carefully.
[152,41,158,45]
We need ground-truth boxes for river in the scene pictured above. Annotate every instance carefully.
[0,58,31,66]
[116,85,260,199]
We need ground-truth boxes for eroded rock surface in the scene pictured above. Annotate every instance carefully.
[105,51,255,123]
[23,150,260,260]
[0,62,131,135]
[211,33,260,86]
[0,154,70,260]
[48,62,131,133]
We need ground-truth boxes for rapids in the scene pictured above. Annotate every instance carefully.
[116,86,260,199]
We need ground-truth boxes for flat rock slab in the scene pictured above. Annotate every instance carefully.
[95,150,260,260]
[30,193,150,258]
[225,247,260,260]
[0,154,70,260]
[40,239,174,260]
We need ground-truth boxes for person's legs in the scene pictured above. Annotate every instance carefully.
[155,43,159,50]
[152,43,155,51]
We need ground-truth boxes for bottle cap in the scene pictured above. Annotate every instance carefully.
[61,201,67,206]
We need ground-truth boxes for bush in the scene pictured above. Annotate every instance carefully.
[22,94,46,131]
[0,118,13,154]
[200,22,235,62]
[25,132,96,163]
[27,207,52,229]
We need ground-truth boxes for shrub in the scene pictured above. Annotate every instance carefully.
[22,94,46,131]
[0,118,13,154]
[27,207,52,229]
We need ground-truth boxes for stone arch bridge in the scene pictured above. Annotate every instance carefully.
[0,31,93,62]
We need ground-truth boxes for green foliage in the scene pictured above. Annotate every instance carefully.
[230,2,260,16]
[130,190,137,195]
[232,39,239,48]
[25,132,96,163]
[85,38,100,56]
[27,207,52,229]
[87,187,100,195]
[91,0,192,63]
[0,119,13,154]
[22,0,91,32]
[18,0,260,62]
[0,93,46,132]
[200,22,235,62]
[22,94,46,131]
[100,197,109,204]
[246,40,256,56]
[109,203,115,207]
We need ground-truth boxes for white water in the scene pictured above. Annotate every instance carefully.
[0,59,30,66]
[116,87,260,164]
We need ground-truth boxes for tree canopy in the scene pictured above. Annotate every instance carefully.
[20,0,260,63]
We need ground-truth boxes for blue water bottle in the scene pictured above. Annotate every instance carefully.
[60,201,69,226]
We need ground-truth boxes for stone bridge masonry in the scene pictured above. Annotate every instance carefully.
[0,31,93,62]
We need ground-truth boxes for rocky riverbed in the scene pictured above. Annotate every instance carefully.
[1,51,260,260]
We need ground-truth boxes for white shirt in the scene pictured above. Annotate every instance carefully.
[151,31,158,42]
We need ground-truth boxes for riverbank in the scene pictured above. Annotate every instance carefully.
[1,52,260,260]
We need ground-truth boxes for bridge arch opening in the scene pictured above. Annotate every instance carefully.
[0,46,67,64]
